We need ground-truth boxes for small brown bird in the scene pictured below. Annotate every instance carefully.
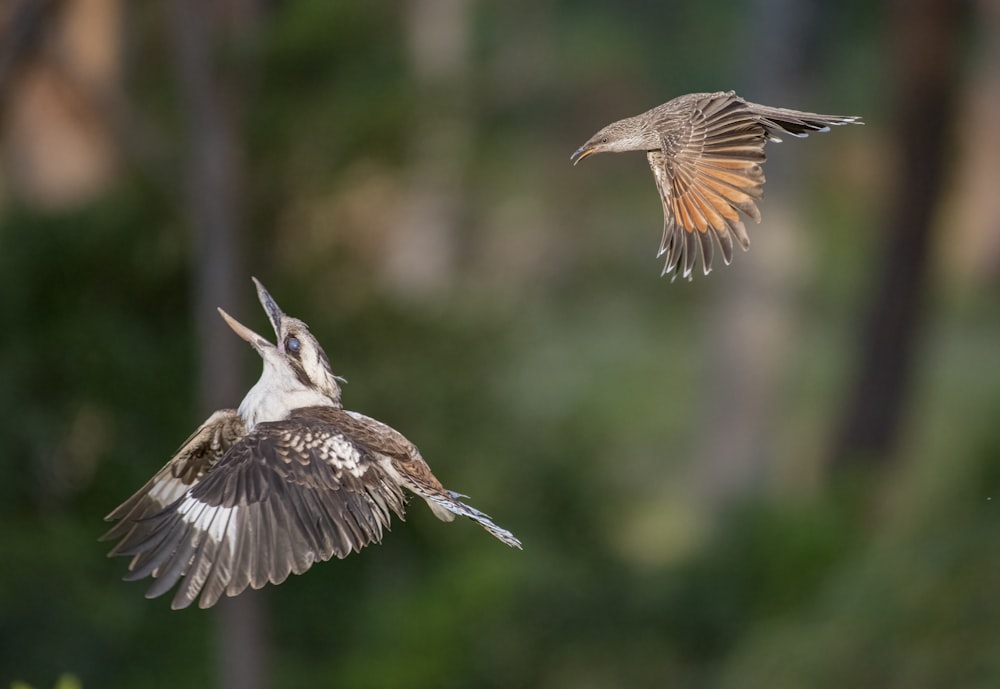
[103,278,521,609]
[571,91,860,279]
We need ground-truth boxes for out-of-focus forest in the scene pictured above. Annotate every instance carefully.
[2,0,999,687]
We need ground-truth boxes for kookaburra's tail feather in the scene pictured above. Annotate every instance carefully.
[424,490,523,549]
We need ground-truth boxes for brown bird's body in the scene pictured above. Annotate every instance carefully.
[571,91,861,279]
[103,278,520,609]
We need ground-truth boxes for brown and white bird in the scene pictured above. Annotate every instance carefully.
[571,90,861,279]
[103,277,521,609]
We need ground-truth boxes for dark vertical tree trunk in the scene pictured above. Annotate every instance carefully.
[830,0,967,469]
[166,1,267,688]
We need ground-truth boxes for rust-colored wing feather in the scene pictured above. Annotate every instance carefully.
[650,93,765,279]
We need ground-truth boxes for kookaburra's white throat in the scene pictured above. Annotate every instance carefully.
[239,355,339,432]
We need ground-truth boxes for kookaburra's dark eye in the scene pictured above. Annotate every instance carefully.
[602,137,608,143]
[286,336,301,354]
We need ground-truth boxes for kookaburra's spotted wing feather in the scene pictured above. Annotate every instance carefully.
[105,407,407,610]
[571,91,861,279]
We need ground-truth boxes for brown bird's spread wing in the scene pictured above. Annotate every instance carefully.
[104,407,407,609]
[574,90,859,278]
[102,409,245,544]
[651,92,765,279]
[648,91,860,279]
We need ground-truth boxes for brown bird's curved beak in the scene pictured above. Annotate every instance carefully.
[570,144,597,165]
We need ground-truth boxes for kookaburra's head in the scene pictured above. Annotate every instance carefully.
[218,278,344,430]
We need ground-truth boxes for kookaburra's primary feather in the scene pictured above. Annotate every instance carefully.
[103,278,521,609]
[571,91,861,279]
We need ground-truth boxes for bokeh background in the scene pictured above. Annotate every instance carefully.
[2,0,999,687]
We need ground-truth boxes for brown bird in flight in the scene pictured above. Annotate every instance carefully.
[103,278,521,609]
[571,91,861,279]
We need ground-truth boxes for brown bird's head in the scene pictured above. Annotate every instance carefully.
[571,115,656,164]
[218,278,345,429]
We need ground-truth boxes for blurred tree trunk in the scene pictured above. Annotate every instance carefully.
[383,0,472,298]
[166,1,267,689]
[693,0,826,506]
[830,0,967,469]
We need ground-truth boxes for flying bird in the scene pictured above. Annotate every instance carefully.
[571,90,861,279]
[103,278,521,609]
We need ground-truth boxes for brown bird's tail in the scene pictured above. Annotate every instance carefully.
[744,102,861,141]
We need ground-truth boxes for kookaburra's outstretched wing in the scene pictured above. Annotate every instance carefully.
[102,409,244,544]
[104,407,408,610]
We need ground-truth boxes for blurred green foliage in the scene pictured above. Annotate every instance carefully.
[2,1,998,688]
[11,675,81,689]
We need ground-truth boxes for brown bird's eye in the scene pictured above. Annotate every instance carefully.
[602,137,608,143]
[286,336,301,354]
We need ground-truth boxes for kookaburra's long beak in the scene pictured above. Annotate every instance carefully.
[217,308,273,354]
[570,144,597,165]
[217,277,286,353]
[251,277,285,338]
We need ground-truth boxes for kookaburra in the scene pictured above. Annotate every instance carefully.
[103,278,521,609]
[571,91,861,279]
